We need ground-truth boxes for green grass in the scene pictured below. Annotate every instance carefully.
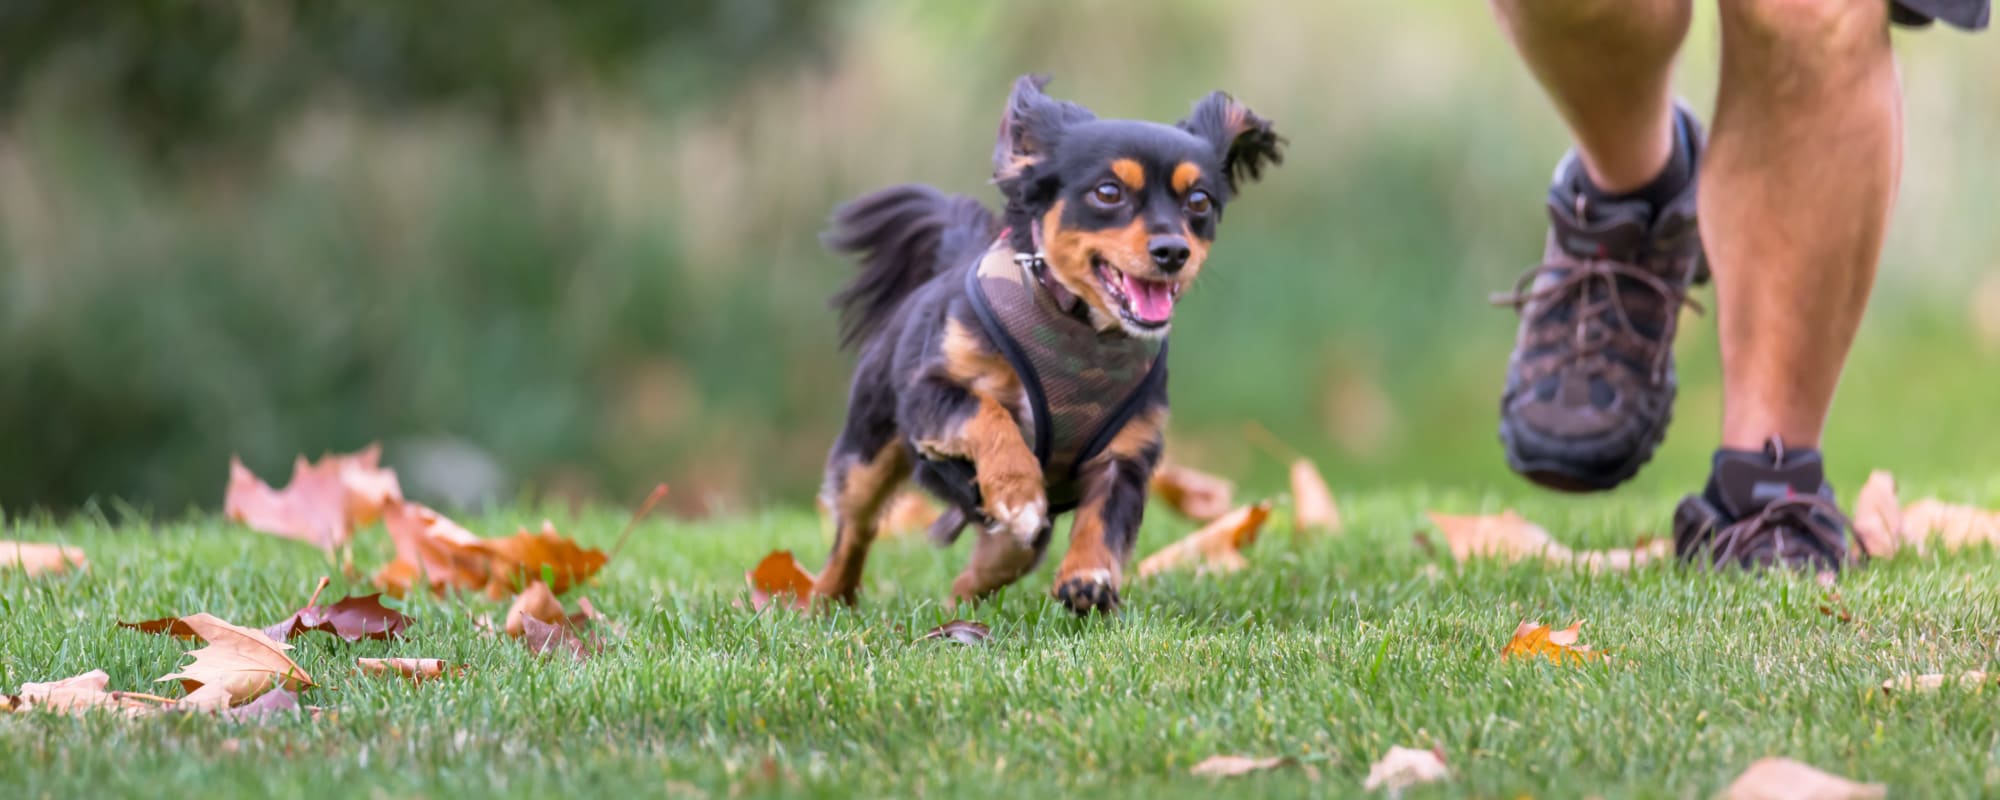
[4,486,1999,798]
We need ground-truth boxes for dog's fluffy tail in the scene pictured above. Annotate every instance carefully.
[823,184,998,348]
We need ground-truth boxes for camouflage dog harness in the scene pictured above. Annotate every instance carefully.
[945,246,1167,514]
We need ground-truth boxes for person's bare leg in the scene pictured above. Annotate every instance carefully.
[1490,0,1692,191]
[1705,0,1901,450]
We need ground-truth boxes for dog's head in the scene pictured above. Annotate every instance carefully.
[993,75,1284,338]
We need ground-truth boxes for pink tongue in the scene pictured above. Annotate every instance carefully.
[1124,275,1176,323]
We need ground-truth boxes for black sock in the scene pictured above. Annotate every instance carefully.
[1579,111,1694,212]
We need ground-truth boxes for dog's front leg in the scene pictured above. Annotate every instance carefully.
[1052,407,1165,615]
[904,380,1049,601]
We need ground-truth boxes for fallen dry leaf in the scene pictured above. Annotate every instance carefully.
[219,688,321,722]
[747,550,816,611]
[919,620,992,645]
[520,614,598,660]
[1427,510,1670,572]
[1880,671,1993,693]
[225,445,402,551]
[375,502,606,599]
[1720,757,1885,800]
[1136,502,1273,579]
[1362,746,1449,792]
[357,658,464,682]
[4,670,177,716]
[0,540,87,577]
[503,580,601,638]
[1290,459,1341,535]
[1188,755,1317,781]
[879,491,942,538]
[119,617,201,639]
[1501,620,1605,665]
[264,577,413,642]
[1847,470,2000,558]
[154,613,316,705]
[1150,464,1237,522]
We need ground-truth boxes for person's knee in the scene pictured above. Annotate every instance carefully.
[1721,0,1888,57]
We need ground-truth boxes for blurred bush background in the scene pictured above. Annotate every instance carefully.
[2,0,1995,517]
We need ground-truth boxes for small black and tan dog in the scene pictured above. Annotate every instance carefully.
[812,75,1282,615]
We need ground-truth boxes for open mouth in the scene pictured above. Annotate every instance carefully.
[1093,256,1182,329]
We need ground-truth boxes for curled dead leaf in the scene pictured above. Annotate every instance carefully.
[1501,620,1605,665]
[5,670,176,716]
[0,541,87,577]
[225,445,402,551]
[1188,755,1317,781]
[1880,671,1992,693]
[264,578,413,642]
[1290,459,1341,535]
[746,550,816,611]
[1150,464,1237,522]
[1719,757,1884,800]
[519,614,599,660]
[1136,502,1273,579]
[503,580,600,639]
[918,620,992,645]
[154,613,316,706]
[476,520,609,597]
[357,658,465,682]
[374,502,606,599]
[1850,471,1901,558]
[1427,510,1669,572]
[119,617,201,639]
[1847,469,2000,558]
[1362,746,1449,792]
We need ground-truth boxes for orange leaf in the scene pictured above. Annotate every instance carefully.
[0,541,86,577]
[475,520,610,597]
[1135,502,1272,579]
[357,658,464,682]
[746,550,816,611]
[1501,620,1605,665]
[1720,758,1884,800]
[224,445,402,551]
[154,613,317,705]
[375,501,490,597]
[1150,464,1236,522]
[1289,459,1341,534]
[4,670,176,716]
[1847,469,2000,557]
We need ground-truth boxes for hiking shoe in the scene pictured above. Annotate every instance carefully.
[1672,438,1853,573]
[1494,108,1707,492]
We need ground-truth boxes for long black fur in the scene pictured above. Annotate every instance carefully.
[822,185,999,349]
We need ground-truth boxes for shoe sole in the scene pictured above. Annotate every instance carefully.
[1498,387,1675,493]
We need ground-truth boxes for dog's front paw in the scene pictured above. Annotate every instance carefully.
[980,465,1047,545]
[1052,568,1120,616]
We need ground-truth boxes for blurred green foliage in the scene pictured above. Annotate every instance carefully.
[1,0,1996,516]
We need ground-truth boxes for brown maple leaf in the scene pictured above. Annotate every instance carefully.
[1289,458,1341,535]
[1150,463,1237,522]
[503,580,600,638]
[357,658,466,682]
[519,614,599,660]
[475,520,609,597]
[1427,510,1669,572]
[1136,501,1273,579]
[219,688,324,721]
[1501,620,1605,665]
[1720,758,1884,800]
[1363,746,1450,792]
[746,550,816,611]
[264,577,413,642]
[375,502,606,599]
[0,540,87,577]
[1848,469,2000,558]
[154,613,316,705]
[119,617,201,639]
[225,445,402,551]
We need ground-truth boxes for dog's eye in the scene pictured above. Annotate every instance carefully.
[1186,190,1213,215]
[1089,182,1125,208]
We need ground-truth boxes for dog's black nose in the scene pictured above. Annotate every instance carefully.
[1149,236,1191,272]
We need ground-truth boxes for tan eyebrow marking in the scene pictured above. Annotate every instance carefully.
[1171,162,1202,194]
[1110,158,1145,191]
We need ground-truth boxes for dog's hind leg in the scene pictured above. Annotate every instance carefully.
[812,361,913,605]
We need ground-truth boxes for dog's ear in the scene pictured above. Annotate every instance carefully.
[992,75,1096,187]
[1178,92,1285,193]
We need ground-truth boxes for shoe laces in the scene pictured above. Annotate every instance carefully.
[1709,493,1849,567]
[1489,200,1704,385]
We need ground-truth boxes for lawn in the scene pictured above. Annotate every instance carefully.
[3,484,1998,798]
